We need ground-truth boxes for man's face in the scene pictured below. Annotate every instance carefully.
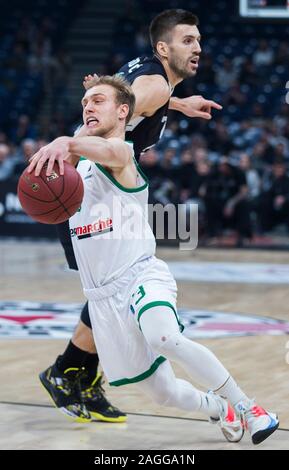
[82,85,123,137]
[273,164,286,178]
[166,24,201,79]
[240,154,250,170]
[0,144,9,162]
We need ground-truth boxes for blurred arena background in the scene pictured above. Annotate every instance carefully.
[0,0,289,451]
[1,0,289,246]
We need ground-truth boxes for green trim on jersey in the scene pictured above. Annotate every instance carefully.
[79,145,149,193]
[95,162,148,193]
[137,301,184,333]
[109,356,166,386]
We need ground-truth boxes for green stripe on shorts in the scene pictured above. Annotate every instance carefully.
[137,300,184,333]
[109,356,166,386]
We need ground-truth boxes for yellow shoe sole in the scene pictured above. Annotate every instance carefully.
[90,411,127,423]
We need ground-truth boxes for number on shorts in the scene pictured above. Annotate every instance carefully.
[132,285,146,305]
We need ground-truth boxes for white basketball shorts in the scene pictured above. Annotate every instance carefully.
[83,256,183,386]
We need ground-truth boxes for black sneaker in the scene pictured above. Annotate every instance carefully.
[39,364,91,423]
[81,373,127,423]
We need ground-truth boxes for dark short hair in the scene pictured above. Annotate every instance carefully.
[149,9,199,52]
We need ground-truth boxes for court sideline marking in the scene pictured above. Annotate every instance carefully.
[0,400,288,432]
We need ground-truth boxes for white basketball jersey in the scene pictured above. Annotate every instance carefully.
[69,145,156,288]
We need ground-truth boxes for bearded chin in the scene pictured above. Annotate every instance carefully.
[170,58,195,79]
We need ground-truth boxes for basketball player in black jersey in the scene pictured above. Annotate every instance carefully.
[36,9,222,423]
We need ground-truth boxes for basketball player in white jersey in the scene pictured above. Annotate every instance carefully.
[32,9,222,425]
[28,75,279,445]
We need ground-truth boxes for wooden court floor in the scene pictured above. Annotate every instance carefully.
[0,240,288,450]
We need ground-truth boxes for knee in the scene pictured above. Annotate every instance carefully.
[145,331,184,355]
[158,332,186,357]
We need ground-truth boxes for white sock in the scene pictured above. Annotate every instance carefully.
[214,376,249,407]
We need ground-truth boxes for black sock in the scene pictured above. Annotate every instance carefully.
[82,353,100,385]
[56,341,89,372]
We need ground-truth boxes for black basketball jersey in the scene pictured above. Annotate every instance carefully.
[57,55,172,270]
[118,55,172,160]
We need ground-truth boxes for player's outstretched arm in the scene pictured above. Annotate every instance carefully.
[68,136,132,169]
[28,136,131,176]
[169,95,222,119]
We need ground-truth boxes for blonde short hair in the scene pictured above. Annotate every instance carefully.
[84,74,135,124]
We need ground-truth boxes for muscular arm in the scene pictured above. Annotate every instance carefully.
[128,75,222,120]
[130,74,170,117]
[68,136,132,169]
[28,136,132,176]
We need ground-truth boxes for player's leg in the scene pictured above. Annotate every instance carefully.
[76,303,126,422]
[139,305,279,444]
[72,304,96,353]
[136,359,243,443]
[39,323,91,422]
[39,302,126,423]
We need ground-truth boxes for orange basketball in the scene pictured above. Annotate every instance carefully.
[17,161,84,224]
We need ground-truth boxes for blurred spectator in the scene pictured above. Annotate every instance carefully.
[203,157,252,244]
[239,152,261,231]
[0,132,9,144]
[215,59,238,90]
[239,59,260,87]
[273,142,289,161]
[139,149,163,204]
[275,41,289,65]
[251,137,275,167]
[10,115,37,145]
[193,147,208,164]
[178,150,195,193]
[253,40,274,68]
[13,138,37,178]
[259,161,289,233]
[195,53,215,84]
[160,147,179,172]
[207,120,234,154]
[0,144,14,181]
[239,153,261,201]
[224,81,248,108]
[135,26,150,54]
[5,43,28,71]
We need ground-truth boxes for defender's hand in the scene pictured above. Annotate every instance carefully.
[171,95,222,119]
[83,73,99,90]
